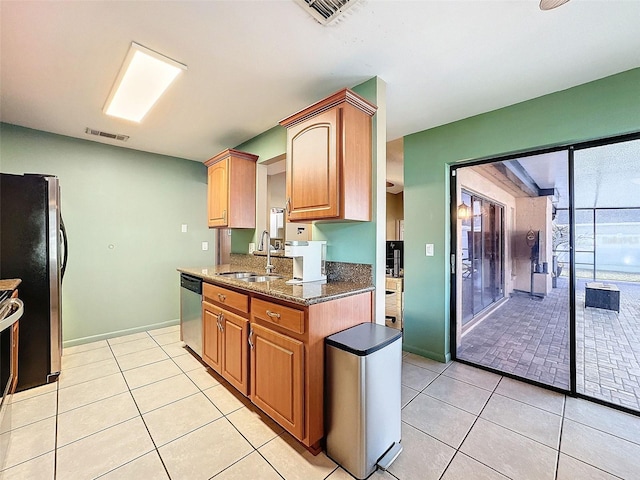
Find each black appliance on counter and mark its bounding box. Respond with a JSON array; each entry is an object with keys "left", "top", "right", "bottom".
[
  {"left": 386, "top": 240, "right": 403, "bottom": 277},
  {"left": 0, "top": 173, "right": 68, "bottom": 391}
]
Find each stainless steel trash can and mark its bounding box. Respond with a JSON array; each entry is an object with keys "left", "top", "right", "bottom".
[{"left": 325, "top": 323, "right": 403, "bottom": 479}]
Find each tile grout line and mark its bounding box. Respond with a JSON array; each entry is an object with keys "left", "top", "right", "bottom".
[
  {"left": 180, "top": 353, "right": 273, "bottom": 479},
  {"left": 144, "top": 330, "right": 264, "bottom": 479},
  {"left": 99, "top": 333, "right": 174, "bottom": 479},
  {"left": 54, "top": 380, "right": 59, "bottom": 480},
  {"left": 554, "top": 395, "right": 567, "bottom": 480},
  {"left": 435, "top": 372, "right": 508, "bottom": 480},
  {"left": 406, "top": 359, "right": 638, "bottom": 479},
  {"left": 56, "top": 328, "right": 308, "bottom": 479},
  {"left": 54, "top": 337, "right": 639, "bottom": 479}
]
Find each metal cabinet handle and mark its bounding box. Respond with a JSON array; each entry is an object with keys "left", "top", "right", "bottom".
[
  {"left": 266, "top": 310, "right": 281, "bottom": 320},
  {"left": 215, "top": 312, "right": 224, "bottom": 331},
  {"left": 248, "top": 327, "right": 254, "bottom": 350},
  {"left": 218, "top": 293, "right": 226, "bottom": 302},
  {"left": 285, "top": 197, "right": 291, "bottom": 215},
  {"left": 222, "top": 209, "right": 227, "bottom": 222}
]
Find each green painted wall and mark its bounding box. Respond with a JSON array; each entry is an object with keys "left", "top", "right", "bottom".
[
  {"left": 233, "top": 78, "right": 380, "bottom": 265},
  {"left": 403, "top": 67, "right": 640, "bottom": 362},
  {"left": 1, "top": 123, "right": 215, "bottom": 346},
  {"left": 232, "top": 125, "right": 287, "bottom": 254},
  {"left": 236, "top": 125, "right": 287, "bottom": 163}
]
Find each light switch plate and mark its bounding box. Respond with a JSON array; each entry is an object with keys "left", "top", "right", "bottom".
[
  {"left": 181, "top": 224, "right": 188, "bottom": 233},
  {"left": 201, "top": 241, "right": 208, "bottom": 251},
  {"left": 426, "top": 244, "right": 434, "bottom": 256}
]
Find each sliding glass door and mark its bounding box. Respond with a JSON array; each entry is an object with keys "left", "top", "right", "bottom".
[
  {"left": 460, "top": 190, "right": 504, "bottom": 326},
  {"left": 573, "top": 138, "right": 640, "bottom": 412},
  {"left": 453, "top": 134, "right": 640, "bottom": 413},
  {"left": 454, "top": 151, "right": 571, "bottom": 390}
]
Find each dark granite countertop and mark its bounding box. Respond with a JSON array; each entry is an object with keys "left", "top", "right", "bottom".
[
  {"left": 0, "top": 279, "right": 22, "bottom": 304},
  {"left": 177, "top": 265, "right": 374, "bottom": 307}
]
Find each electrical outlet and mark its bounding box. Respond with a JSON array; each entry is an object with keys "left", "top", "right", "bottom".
[
  {"left": 181, "top": 224, "right": 188, "bottom": 233},
  {"left": 201, "top": 241, "right": 208, "bottom": 251},
  {"left": 426, "top": 244, "right": 434, "bottom": 256}
]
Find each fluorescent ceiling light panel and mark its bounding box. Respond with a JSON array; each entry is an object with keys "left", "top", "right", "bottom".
[{"left": 104, "top": 42, "right": 186, "bottom": 122}]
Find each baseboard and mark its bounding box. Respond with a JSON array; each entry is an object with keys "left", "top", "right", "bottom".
[
  {"left": 63, "top": 319, "right": 180, "bottom": 348},
  {"left": 402, "top": 344, "right": 450, "bottom": 363}
]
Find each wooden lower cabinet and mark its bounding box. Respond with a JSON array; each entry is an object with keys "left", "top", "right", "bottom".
[
  {"left": 202, "top": 300, "right": 249, "bottom": 396},
  {"left": 201, "top": 279, "right": 373, "bottom": 452},
  {"left": 202, "top": 301, "right": 222, "bottom": 372},
  {"left": 250, "top": 323, "right": 304, "bottom": 439},
  {"left": 250, "top": 291, "right": 372, "bottom": 451},
  {"left": 221, "top": 311, "right": 249, "bottom": 395}
]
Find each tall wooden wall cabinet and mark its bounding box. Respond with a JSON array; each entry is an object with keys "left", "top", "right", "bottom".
[
  {"left": 205, "top": 149, "right": 258, "bottom": 228},
  {"left": 280, "top": 88, "right": 377, "bottom": 223}
]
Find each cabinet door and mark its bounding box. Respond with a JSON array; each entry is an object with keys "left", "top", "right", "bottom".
[
  {"left": 250, "top": 323, "right": 304, "bottom": 439},
  {"left": 208, "top": 158, "right": 229, "bottom": 227},
  {"left": 221, "top": 311, "right": 249, "bottom": 396},
  {"left": 286, "top": 107, "right": 339, "bottom": 221},
  {"left": 202, "top": 302, "right": 222, "bottom": 373}
]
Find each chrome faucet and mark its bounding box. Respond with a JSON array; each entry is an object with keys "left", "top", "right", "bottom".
[{"left": 258, "top": 230, "right": 275, "bottom": 274}]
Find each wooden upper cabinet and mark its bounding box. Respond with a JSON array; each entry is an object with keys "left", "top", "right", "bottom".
[
  {"left": 205, "top": 149, "right": 258, "bottom": 228},
  {"left": 207, "top": 158, "right": 228, "bottom": 227},
  {"left": 280, "top": 88, "right": 377, "bottom": 223}
]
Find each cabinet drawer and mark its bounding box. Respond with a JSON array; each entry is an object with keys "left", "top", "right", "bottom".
[
  {"left": 251, "top": 298, "right": 305, "bottom": 334},
  {"left": 203, "top": 283, "right": 249, "bottom": 314}
]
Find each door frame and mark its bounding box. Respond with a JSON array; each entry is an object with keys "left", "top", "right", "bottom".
[{"left": 449, "top": 131, "right": 640, "bottom": 416}]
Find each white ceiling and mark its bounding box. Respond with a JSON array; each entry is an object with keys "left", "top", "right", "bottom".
[{"left": 1, "top": 1, "right": 639, "bottom": 186}]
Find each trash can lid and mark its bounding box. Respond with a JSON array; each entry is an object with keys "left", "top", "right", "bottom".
[{"left": 326, "top": 323, "right": 402, "bottom": 356}]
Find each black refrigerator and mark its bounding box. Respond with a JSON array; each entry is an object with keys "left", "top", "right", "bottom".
[{"left": 0, "top": 173, "right": 67, "bottom": 391}]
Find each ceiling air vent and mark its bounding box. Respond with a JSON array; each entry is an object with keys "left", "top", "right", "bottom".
[
  {"left": 85, "top": 128, "right": 129, "bottom": 142},
  {"left": 293, "top": 0, "right": 363, "bottom": 25}
]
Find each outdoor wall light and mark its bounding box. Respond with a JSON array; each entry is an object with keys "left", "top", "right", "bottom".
[{"left": 458, "top": 203, "right": 472, "bottom": 220}]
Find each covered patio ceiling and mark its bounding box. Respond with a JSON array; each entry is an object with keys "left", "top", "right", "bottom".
[{"left": 473, "top": 138, "right": 640, "bottom": 210}]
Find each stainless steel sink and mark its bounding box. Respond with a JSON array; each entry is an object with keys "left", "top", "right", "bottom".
[
  {"left": 215, "top": 271, "right": 255, "bottom": 278},
  {"left": 239, "top": 275, "right": 282, "bottom": 282},
  {"left": 216, "top": 271, "right": 282, "bottom": 282}
]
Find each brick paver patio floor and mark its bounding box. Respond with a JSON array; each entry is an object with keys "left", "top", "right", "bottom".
[{"left": 457, "top": 276, "right": 640, "bottom": 412}]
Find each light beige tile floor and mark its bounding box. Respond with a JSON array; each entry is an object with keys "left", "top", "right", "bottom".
[{"left": 2, "top": 325, "right": 640, "bottom": 479}]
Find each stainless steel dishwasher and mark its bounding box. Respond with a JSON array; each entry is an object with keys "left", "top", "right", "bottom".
[{"left": 180, "top": 274, "right": 202, "bottom": 357}]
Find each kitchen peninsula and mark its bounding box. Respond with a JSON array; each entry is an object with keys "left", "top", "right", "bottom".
[{"left": 178, "top": 255, "right": 374, "bottom": 453}]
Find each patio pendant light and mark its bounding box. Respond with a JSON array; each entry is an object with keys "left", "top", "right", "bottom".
[
  {"left": 457, "top": 203, "right": 472, "bottom": 220},
  {"left": 540, "top": 0, "right": 570, "bottom": 10}
]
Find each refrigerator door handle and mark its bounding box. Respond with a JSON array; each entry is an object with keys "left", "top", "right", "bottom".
[{"left": 60, "top": 215, "right": 68, "bottom": 282}]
